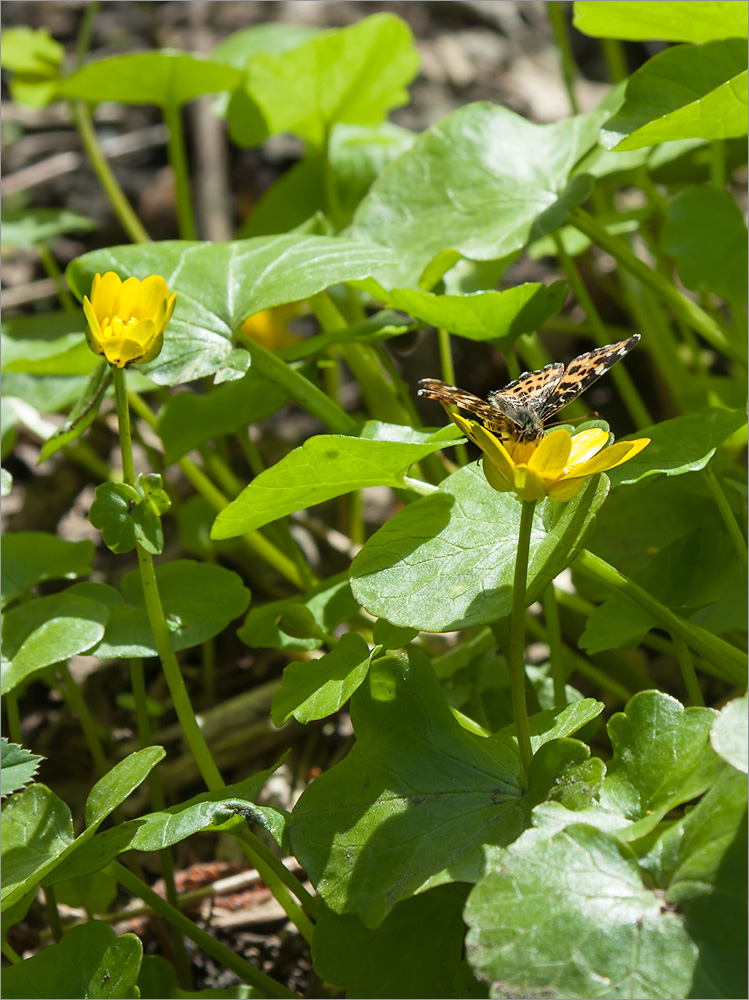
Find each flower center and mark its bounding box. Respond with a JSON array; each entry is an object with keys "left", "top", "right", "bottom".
[{"left": 100, "top": 315, "right": 139, "bottom": 340}]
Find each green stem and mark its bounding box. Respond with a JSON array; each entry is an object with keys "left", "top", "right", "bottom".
[
  {"left": 575, "top": 549, "right": 747, "bottom": 684},
  {"left": 710, "top": 139, "right": 726, "bottom": 190},
  {"left": 69, "top": 100, "right": 150, "bottom": 244},
  {"left": 2, "top": 942, "right": 22, "bottom": 964},
  {"left": 44, "top": 885, "right": 63, "bottom": 943},
  {"left": 5, "top": 692, "right": 22, "bottom": 745},
  {"left": 672, "top": 637, "right": 704, "bottom": 707},
  {"left": 509, "top": 500, "right": 536, "bottom": 779},
  {"left": 570, "top": 208, "right": 745, "bottom": 364},
  {"left": 163, "top": 102, "right": 197, "bottom": 241},
  {"left": 600, "top": 37, "right": 628, "bottom": 83},
  {"left": 542, "top": 585, "right": 566, "bottom": 706},
  {"left": 130, "top": 657, "right": 193, "bottom": 988},
  {"left": 114, "top": 369, "right": 314, "bottom": 938},
  {"left": 553, "top": 231, "right": 653, "bottom": 428},
  {"left": 58, "top": 665, "right": 109, "bottom": 776},
  {"left": 74, "top": 0, "right": 99, "bottom": 68},
  {"left": 37, "top": 244, "right": 75, "bottom": 312},
  {"left": 107, "top": 862, "right": 298, "bottom": 999},
  {"left": 321, "top": 127, "right": 343, "bottom": 231},
  {"left": 546, "top": 0, "right": 580, "bottom": 113},
  {"left": 703, "top": 466, "right": 748, "bottom": 570}
]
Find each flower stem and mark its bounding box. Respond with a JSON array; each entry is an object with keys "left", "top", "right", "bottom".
[
  {"left": 703, "top": 466, "right": 748, "bottom": 570},
  {"left": 37, "top": 243, "right": 75, "bottom": 312},
  {"left": 546, "top": 0, "right": 580, "bottom": 113},
  {"left": 553, "top": 231, "right": 653, "bottom": 429},
  {"left": 570, "top": 208, "right": 745, "bottom": 364},
  {"left": 69, "top": 100, "right": 150, "bottom": 244},
  {"left": 541, "top": 584, "right": 566, "bottom": 706},
  {"left": 672, "top": 637, "right": 704, "bottom": 707},
  {"left": 57, "top": 665, "right": 109, "bottom": 776},
  {"left": 509, "top": 500, "right": 536, "bottom": 779},
  {"left": 163, "top": 102, "right": 198, "bottom": 240},
  {"left": 106, "top": 862, "right": 298, "bottom": 999},
  {"left": 575, "top": 549, "right": 747, "bottom": 684},
  {"left": 112, "top": 369, "right": 314, "bottom": 937}
]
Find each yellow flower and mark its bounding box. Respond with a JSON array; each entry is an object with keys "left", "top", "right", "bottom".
[
  {"left": 83, "top": 271, "right": 176, "bottom": 368},
  {"left": 448, "top": 410, "right": 650, "bottom": 502},
  {"left": 241, "top": 303, "right": 304, "bottom": 352}
]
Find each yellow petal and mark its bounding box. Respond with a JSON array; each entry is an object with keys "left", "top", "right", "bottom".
[
  {"left": 117, "top": 275, "right": 143, "bottom": 319},
  {"left": 101, "top": 336, "right": 147, "bottom": 367},
  {"left": 129, "top": 318, "right": 157, "bottom": 350},
  {"left": 528, "top": 430, "right": 572, "bottom": 478},
  {"left": 565, "top": 428, "right": 609, "bottom": 472},
  {"left": 471, "top": 423, "right": 517, "bottom": 480},
  {"left": 482, "top": 456, "right": 514, "bottom": 493},
  {"left": 135, "top": 275, "right": 169, "bottom": 321},
  {"left": 508, "top": 439, "right": 538, "bottom": 465},
  {"left": 446, "top": 409, "right": 481, "bottom": 446},
  {"left": 572, "top": 437, "right": 651, "bottom": 478},
  {"left": 93, "top": 271, "right": 123, "bottom": 322},
  {"left": 548, "top": 476, "right": 589, "bottom": 501},
  {"left": 511, "top": 465, "right": 549, "bottom": 501}
]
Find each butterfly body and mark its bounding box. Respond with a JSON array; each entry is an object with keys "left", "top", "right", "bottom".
[{"left": 418, "top": 335, "right": 640, "bottom": 443}]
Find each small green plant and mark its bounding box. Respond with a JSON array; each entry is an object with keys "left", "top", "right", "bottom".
[{"left": 1, "top": 3, "right": 746, "bottom": 998}]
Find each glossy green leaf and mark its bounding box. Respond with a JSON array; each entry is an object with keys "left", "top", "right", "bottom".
[
  {"left": 607, "top": 408, "right": 746, "bottom": 487},
  {"left": 66, "top": 235, "right": 396, "bottom": 385},
  {"left": 59, "top": 51, "right": 242, "bottom": 107},
  {"left": 242, "top": 122, "right": 416, "bottom": 236},
  {"left": 312, "top": 884, "right": 470, "bottom": 998},
  {"left": 89, "top": 482, "right": 160, "bottom": 555},
  {"left": 211, "top": 22, "right": 319, "bottom": 70},
  {"left": 277, "top": 310, "right": 416, "bottom": 363},
  {"left": 650, "top": 767, "right": 748, "bottom": 999},
  {"left": 272, "top": 632, "right": 372, "bottom": 726},
  {"left": 599, "top": 691, "right": 722, "bottom": 839},
  {"left": 601, "top": 40, "right": 749, "bottom": 150},
  {"left": 573, "top": 0, "right": 748, "bottom": 42},
  {"left": 289, "top": 648, "right": 526, "bottom": 927},
  {"left": 54, "top": 870, "right": 117, "bottom": 916},
  {"left": 0, "top": 739, "right": 44, "bottom": 798},
  {"left": 662, "top": 187, "right": 748, "bottom": 302},
  {"left": 157, "top": 367, "right": 287, "bottom": 465},
  {"left": 372, "top": 619, "right": 419, "bottom": 650},
  {"left": 711, "top": 696, "right": 748, "bottom": 773},
  {"left": 85, "top": 747, "right": 165, "bottom": 828},
  {"left": 212, "top": 425, "right": 462, "bottom": 538},
  {"left": 1, "top": 591, "right": 109, "bottom": 695},
  {"left": 0, "top": 26, "right": 64, "bottom": 107},
  {"left": 1, "top": 208, "right": 96, "bottom": 249},
  {"left": 465, "top": 824, "right": 698, "bottom": 1000},
  {"left": 349, "top": 101, "right": 608, "bottom": 287},
  {"left": 1, "top": 532, "right": 94, "bottom": 606},
  {"left": 387, "top": 281, "right": 568, "bottom": 347},
  {"left": 228, "top": 14, "right": 419, "bottom": 148},
  {"left": 350, "top": 464, "right": 608, "bottom": 632},
  {"left": 89, "top": 561, "right": 250, "bottom": 659},
  {"left": 2, "top": 919, "right": 142, "bottom": 999},
  {"left": 238, "top": 573, "right": 358, "bottom": 653},
  {"left": 1, "top": 784, "right": 73, "bottom": 905}
]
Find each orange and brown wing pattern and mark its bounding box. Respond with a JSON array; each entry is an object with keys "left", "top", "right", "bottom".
[
  {"left": 417, "top": 378, "right": 514, "bottom": 435},
  {"left": 537, "top": 335, "right": 640, "bottom": 422}
]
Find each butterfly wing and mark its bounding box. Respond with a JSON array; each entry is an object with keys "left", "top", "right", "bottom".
[
  {"left": 538, "top": 335, "right": 640, "bottom": 421},
  {"left": 418, "top": 378, "right": 514, "bottom": 434}
]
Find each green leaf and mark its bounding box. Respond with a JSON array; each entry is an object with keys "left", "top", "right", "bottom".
[
  {"left": 271, "top": 632, "right": 372, "bottom": 726},
  {"left": 312, "top": 884, "right": 470, "bottom": 998},
  {"left": 38, "top": 358, "right": 112, "bottom": 463},
  {"left": 0, "top": 26, "right": 64, "bottom": 107},
  {"left": 599, "top": 691, "right": 722, "bottom": 839},
  {"left": 372, "top": 619, "right": 419, "bottom": 650},
  {"left": 157, "top": 367, "right": 287, "bottom": 465},
  {"left": 54, "top": 870, "right": 117, "bottom": 916},
  {"left": 1, "top": 532, "right": 94, "bottom": 606},
  {"left": 573, "top": 0, "right": 749, "bottom": 43},
  {"left": 387, "top": 281, "right": 568, "bottom": 348},
  {"left": 710, "top": 696, "right": 749, "bottom": 773},
  {"left": 1, "top": 784, "right": 73, "bottom": 905},
  {"left": 89, "top": 482, "right": 146, "bottom": 555},
  {"left": 350, "top": 464, "right": 608, "bottom": 632},
  {"left": 85, "top": 747, "right": 165, "bottom": 828},
  {"left": 662, "top": 187, "right": 748, "bottom": 303},
  {"left": 211, "top": 427, "right": 461, "bottom": 538},
  {"left": 59, "top": 51, "right": 243, "bottom": 107},
  {"left": 66, "top": 235, "right": 396, "bottom": 385},
  {"left": 1, "top": 739, "right": 44, "bottom": 798},
  {"left": 607, "top": 407, "right": 747, "bottom": 487},
  {"left": 289, "top": 648, "right": 525, "bottom": 927},
  {"left": 601, "top": 40, "right": 749, "bottom": 150},
  {"left": 349, "top": 101, "right": 608, "bottom": 287},
  {"left": 211, "top": 22, "right": 319, "bottom": 70},
  {"left": 464, "top": 824, "right": 698, "bottom": 1000},
  {"left": 238, "top": 573, "right": 357, "bottom": 653},
  {"left": 228, "top": 14, "right": 419, "bottom": 148},
  {"left": 1, "top": 591, "right": 109, "bottom": 695},
  {"left": 648, "top": 767, "right": 748, "bottom": 999},
  {"left": 91, "top": 561, "right": 250, "bottom": 659},
  {"left": 0, "top": 208, "right": 96, "bottom": 248},
  {"left": 2, "top": 919, "right": 142, "bottom": 999}
]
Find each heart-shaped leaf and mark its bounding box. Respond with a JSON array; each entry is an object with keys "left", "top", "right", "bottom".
[
  {"left": 573, "top": 1, "right": 749, "bottom": 43},
  {"left": 1, "top": 532, "right": 94, "bottom": 607}
]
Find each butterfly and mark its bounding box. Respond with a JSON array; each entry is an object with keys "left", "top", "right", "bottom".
[{"left": 418, "top": 335, "right": 640, "bottom": 443}]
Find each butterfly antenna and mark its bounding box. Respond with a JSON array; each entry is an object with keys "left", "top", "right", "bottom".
[{"left": 544, "top": 411, "right": 600, "bottom": 430}]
